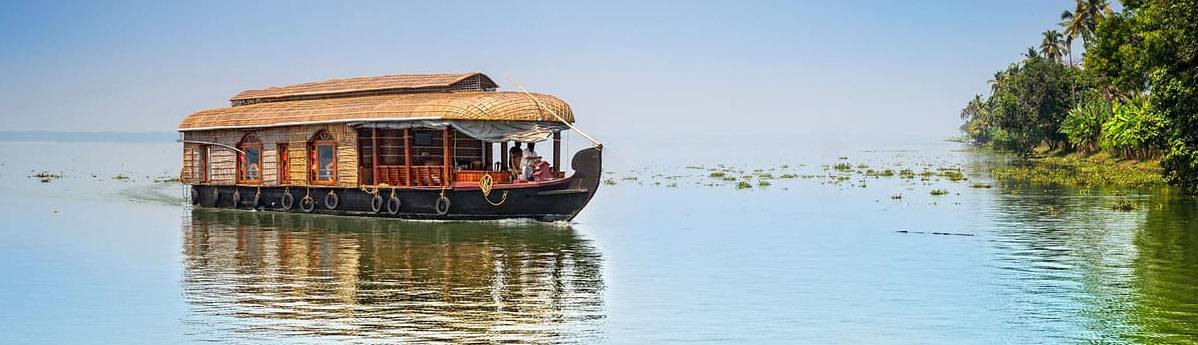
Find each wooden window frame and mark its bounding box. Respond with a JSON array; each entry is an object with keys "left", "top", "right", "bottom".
[
  {"left": 237, "top": 134, "right": 263, "bottom": 185},
  {"left": 308, "top": 131, "right": 338, "bottom": 185},
  {"left": 185, "top": 144, "right": 209, "bottom": 183},
  {"left": 277, "top": 143, "right": 290, "bottom": 185}
]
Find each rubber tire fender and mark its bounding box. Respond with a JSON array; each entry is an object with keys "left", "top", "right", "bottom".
[
  {"left": 435, "top": 196, "right": 451, "bottom": 216},
  {"left": 281, "top": 193, "right": 295, "bottom": 210},
  {"left": 232, "top": 190, "right": 241, "bottom": 208},
  {"left": 369, "top": 195, "right": 384, "bottom": 213},
  {"left": 190, "top": 187, "right": 200, "bottom": 205},
  {"left": 300, "top": 196, "right": 315, "bottom": 213},
  {"left": 387, "top": 196, "right": 402, "bottom": 215},
  {"left": 325, "top": 191, "right": 339, "bottom": 210},
  {"left": 211, "top": 189, "right": 220, "bottom": 207}
]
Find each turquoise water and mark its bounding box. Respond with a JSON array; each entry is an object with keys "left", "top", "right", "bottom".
[{"left": 1, "top": 140, "right": 1196, "bottom": 344}]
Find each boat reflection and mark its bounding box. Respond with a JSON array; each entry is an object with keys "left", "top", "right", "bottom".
[{"left": 181, "top": 208, "right": 605, "bottom": 343}]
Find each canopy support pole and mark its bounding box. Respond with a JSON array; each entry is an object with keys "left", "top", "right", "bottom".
[
  {"left": 403, "top": 128, "right": 412, "bottom": 186},
  {"left": 501, "top": 142, "right": 509, "bottom": 171},
  {"left": 443, "top": 128, "right": 453, "bottom": 185},
  {"left": 371, "top": 127, "right": 379, "bottom": 185},
  {"left": 553, "top": 131, "right": 561, "bottom": 172},
  {"left": 484, "top": 142, "right": 492, "bottom": 171}
]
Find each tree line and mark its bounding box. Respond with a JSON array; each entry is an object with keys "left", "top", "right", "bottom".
[{"left": 959, "top": 0, "right": 1198, "bottom": 193}]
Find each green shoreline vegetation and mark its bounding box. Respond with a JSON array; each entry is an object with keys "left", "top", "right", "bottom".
[
  {"left": 958, "top": 0, "right": 1198, "bottom": 193},
  {"left": 992, "top": 151, "right": 1166, "bottom": 187}
]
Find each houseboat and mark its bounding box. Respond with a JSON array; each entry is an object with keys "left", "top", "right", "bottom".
[{"left": 178, "top": 73, "right": 602, "bottom": 221}]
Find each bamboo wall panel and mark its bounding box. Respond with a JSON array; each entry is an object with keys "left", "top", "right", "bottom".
[
  {"left": 181, "top": 145, "right": 198, "bottom": 184},
  {"left": 209, "top": 148, "right": 236, "bottom": 185},
  {"left": 330, "top": 125, "right": 359, "bottom": 188},
  {"left": 288, "top": 127, "right": 310, "bottom": 186},
  {"left": 185, "top": 127, "right": 304, "bottom": 186}
]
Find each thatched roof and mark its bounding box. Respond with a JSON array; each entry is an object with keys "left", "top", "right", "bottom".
[
  {"left": 179, "top": 91, "right": 574, "bottom": 131},
  {"left": 230, "top": 73, "right": 498, "bottom": 105}
]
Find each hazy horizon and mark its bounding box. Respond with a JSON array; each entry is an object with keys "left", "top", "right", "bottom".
[{"left": 1, "top": 1, "right": 1085, "bottom": 143}]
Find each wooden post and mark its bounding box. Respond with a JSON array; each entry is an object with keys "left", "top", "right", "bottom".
[
  {"left": 371, "top": 127, "right": 379, "bottom": 185},
  {"left": 443, "top": 128, "right": 453, "bottom": 184},
  {"left": 483, "top": 142, "right": 492, "bottom": 171},
  {"left": 553, "top": 131, "right": 562, "bottom": 172},
  {"left": 501, "top": 142, "right": 509, "bottom": 171},
  {"left": 403, "top": 128, "right": 412, "bottom": 186}
]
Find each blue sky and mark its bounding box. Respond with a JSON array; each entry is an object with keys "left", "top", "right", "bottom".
[{"left": 0, "top": 1, "right": 1086, "bottom": 142}]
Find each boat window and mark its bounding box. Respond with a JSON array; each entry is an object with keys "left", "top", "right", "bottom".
[
  {"left": 316, "top": 145, "right": 335, "bottom": 181},
  {"left": 184, "top": 144, "right": 208, "bottom": 183},
  {"left": 410, "top": 129, "right": 444, "bottom": 165},
  {"left": 414, "top": 131, "right": 433, "bottom": 146},
  {"left": 277, "top": 143, "right": 290, "bottom": 184},
  {"left": 452, "top": 131, "right": 485, "bottom": 170},
  {"left": 238, "top": 134, "right": 263, "bottom": 184},
  {"left": 309, "top": 130, "right": 337, "bottom": 184}
]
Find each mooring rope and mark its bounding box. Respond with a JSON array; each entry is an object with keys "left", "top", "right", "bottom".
[
  {"left": 479, "top": 173, "right": 508, "bottom": 206},
  {"left": 360, "top": 183, "right": 390, "bottom": 196}
]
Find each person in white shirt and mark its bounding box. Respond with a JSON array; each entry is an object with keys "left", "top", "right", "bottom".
[{"left": 521, "top": 142, "right": 539, "bottom": 181}]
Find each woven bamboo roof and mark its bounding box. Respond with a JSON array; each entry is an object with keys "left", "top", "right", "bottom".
[
  {"left": 230, "top": 73, "right": 498, "bottom": 105},
  {"left": 179, "top": 91, "right": 574, "bottom": 131}
]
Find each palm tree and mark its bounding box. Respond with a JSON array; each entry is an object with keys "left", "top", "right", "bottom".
[
  {"left": 988, "top": 71, "right": 1004, "bottom": 95},
  {"left": 1059, "top": 11, "right": 1077, "bottom": 65},
  {"left": 1024, "top": 47, "right": 1039, "bottom": 59},
  {"left": 1060, "top": 0, "right": 1113, "bottom": 60},
  {"left": 1040, "top": 30, "right": 1065, "bottom": 63},
  {"left": 960, "top": 95, "right": 993, "bottom": 142}
]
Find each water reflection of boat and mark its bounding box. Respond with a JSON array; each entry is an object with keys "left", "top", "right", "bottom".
[
  {"left": 181, "top": 208, "right": 605, "bottom": 343},
  {"left": 177, "top": 73, "right": 602, "bottom": 221}
]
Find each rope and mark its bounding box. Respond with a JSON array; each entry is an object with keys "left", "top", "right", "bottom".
[
  {"left": 180, "top": 139, "right": 246, "bottom": 154},
  {"left": 359, "top": 183, "right": 390, "bottom": 196},
  {"left": 479, "top": 173, "right": 508, "bottom": 206},
  {"left": 506, "top": 76, "right": 602, "bottom": 149}
]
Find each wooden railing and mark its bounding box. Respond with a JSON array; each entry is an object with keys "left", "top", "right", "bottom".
[
  {"left": 375, "top": 165, "right": 449, "bottom": 186},
  {"left": 456, "top": 170, "right": 512, "bottom": 183},
  {"left": 374, "top": 166, "right": 561, "bottom": 186}
]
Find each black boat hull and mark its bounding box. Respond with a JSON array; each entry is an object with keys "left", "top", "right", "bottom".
[{"left": 188, "top": 147, "right": 601, "bottom": 222}]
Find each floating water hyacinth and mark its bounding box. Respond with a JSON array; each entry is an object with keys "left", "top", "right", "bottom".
[{"left": 1112, "top": 199, "right": 1137, "bottom": 211}]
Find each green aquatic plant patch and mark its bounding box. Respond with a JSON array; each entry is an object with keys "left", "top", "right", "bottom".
[
  {"left": 1112, "top": 199, "right": 1138, "bottom": 211},
  {"left": 992, "top": 156, "right": 1165, "bottom": 187}
]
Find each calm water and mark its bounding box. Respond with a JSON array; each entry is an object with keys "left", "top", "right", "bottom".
[{"left": 1, "top": 139, "right": 1196, "bottom": 344}]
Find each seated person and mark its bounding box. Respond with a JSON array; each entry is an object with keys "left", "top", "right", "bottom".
[
  {"left": 530, "top": 156, "right": 554, "bottom": 181},
  {"left": 508, "top": 143, "right": 524, "bottom": 176},
  {"left": 521, "top": 142, "right": 539, "bottom": 178}
]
